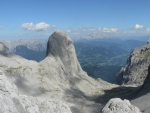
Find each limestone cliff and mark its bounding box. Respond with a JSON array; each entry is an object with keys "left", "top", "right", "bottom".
[{"left": 117, "top": 39, "right": 150, "bottom": 85}]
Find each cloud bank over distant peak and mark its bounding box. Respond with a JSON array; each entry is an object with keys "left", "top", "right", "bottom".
[
  {"left": 21, "top": 22, "right": 56, "bottom": 31},
  {"left": 102, "top": 28, "right": 117, "bottom": 33},
  {"left": 135, "top": 24, "right": 143, "bottom": 29},
  {"left": 67, "top": 27, "right": 118, "bottom": 34},
  {"left": 146, "top": 28, "right": 150, "bottom": 33}
]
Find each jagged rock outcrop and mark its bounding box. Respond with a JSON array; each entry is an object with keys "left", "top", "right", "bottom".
[
  {"left": 117, "top": 39, "right": 150, "bottom": 85},
  {"left": 0, "top": 72, "right": 72, "bottom": 113},
  {"left": 102, "top": 98, "right": 141, "bottom": 113},
  {"left": 0, "top": 42, "right": 9, "bottom": 56}
]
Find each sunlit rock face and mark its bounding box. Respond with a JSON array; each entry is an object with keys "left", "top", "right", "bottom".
[
  {"left": 117, "top": 39, "right": 150, "bottom": 85},
  {"left": 46, "top": 30, "right": 83, "bottom": 75}
]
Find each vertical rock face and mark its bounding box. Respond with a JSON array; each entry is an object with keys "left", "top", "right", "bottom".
[
  {"left": 131, "top": 65, "right": 150, "bottom": 113},
  {"left": 46, "top": 30, "right": 83, "bottom": 75},
  {"left": 117, "top": 40, "right": 150, "bottom": 85},
  {"left": 0, "top": 42, "right": 9, "bottom": 56},
  {"left": 102, "top": 98, "right": 141, "bottom": 113}
]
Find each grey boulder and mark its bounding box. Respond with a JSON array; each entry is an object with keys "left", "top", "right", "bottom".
[{"left": 102, "top": 98, "right": 141, "bottom": 113}]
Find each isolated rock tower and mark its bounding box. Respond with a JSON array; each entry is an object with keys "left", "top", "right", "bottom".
[{"left": 46, "top": 30, "right": 83, "bottom": 75}]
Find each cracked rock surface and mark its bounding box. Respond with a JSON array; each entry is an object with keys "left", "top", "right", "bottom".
[
  {"left": 0, "top": 74, "right": 72, "bottom": 113},
  {"left": 102, "top": 98, "right": 141, "bottom": 113}
]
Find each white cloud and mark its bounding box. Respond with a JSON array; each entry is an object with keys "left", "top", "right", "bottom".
[
  {"left": 135, "top": 24, "right": 143, "bottom": 29},
  {"left": 78, "top": 26, "right": 117, "bottom": 33},
  {"left": 146, "top": 28, "right": 150, "bottom": 33},
  {"left": 79, "top": 26, "right": 87, "bottom": 31},
  {"left": 21, "top": 22, "right": 55, "bottom": 31},
  {"left": 102, "top": 28, "right": 117, "bottom": 33},
  {"left": 66, "top": 29, "right": 71, "bottom": 32}
]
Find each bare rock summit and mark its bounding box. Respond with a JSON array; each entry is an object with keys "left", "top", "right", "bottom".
[{"left": 46, "top": 30, "right": 83, "bottom": 76}]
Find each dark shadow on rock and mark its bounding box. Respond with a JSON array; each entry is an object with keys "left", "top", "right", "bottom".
[
  {"left": 129, "top": 65, "right": 150, "bottom": 100},
  {"left": 96, "top": 86, "right": 140, "bottom": 104},
  {"left": 64, "top": 76, "right": 143, "bottom": 106},
  {"left": 63, "top": 76, "right": 141, "bottom": 113},
  {"left": 96, "top": 65, "right": 150, "bottom": 104},
  {"left": 14, "top": 75, "right": 44, "bottom": 96}
]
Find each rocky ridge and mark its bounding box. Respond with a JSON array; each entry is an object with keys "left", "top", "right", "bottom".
[{"left": 117, "top": 39, "right": 150, "bottom": 85}]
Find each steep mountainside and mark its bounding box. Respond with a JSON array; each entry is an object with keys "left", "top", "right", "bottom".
[
  {"left": 131, "top": 65, "right": 150, "bottom": 113},
  {"left": 117, "top": 39, "right": 150, "bottom": 85}
]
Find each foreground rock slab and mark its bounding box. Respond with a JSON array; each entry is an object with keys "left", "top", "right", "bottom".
[
  {"left": 0, "top": 74, "right": 72, "bottom": 113},
  {"left": 102, "top": 98, "right": 141, "bottom": 113}
]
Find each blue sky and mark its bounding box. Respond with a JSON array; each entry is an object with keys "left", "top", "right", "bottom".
[{"left": 0, "top": 0, "right": 150, "bottom": 40}]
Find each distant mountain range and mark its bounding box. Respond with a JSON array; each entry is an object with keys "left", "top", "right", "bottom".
[
  {"left": 2, "top": 38, "right": 146, "bottom": 83},
  {"left": 2, "top": 39, "right": 47, "bottom": 62}
]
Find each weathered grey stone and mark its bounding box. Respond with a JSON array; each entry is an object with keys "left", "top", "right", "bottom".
[
  {"left": 131, "top": 65, "right": 150, "bottom": 113},
  {"left": 0, "top": 42, "right": 9, "bottom": 56},
  {"left": 0, "top": 73, "right": 72, "bottom": 113},
  {"left": 102, "top": 98, "right": 141, "bottom": 113},
  {"left": 117, "top": 39, "right": 150, "bottom": 85},
  {"left": 46, "top": 30, "right": 83, "bottom": 75}
]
